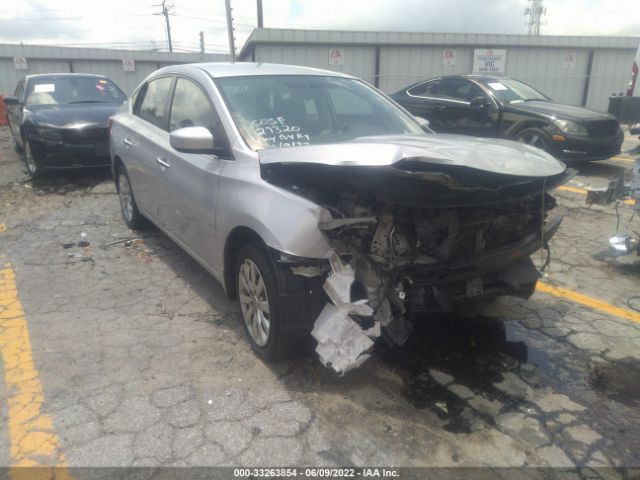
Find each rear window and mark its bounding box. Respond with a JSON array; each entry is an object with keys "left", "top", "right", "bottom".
[{"left": 25, "top": 76, "right": 126, "bottom": 106}]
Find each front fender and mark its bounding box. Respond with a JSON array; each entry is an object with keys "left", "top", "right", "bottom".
[{"left": 215, "top": 162, "right": 334, "bottom": 267}]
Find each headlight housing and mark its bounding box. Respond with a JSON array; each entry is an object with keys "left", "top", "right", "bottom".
[{"left": 552, "top": 118, "right": 588, "bottom": 136}]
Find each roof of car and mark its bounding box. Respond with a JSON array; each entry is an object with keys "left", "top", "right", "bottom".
[
  {"left": 26, "top": 73, "right": 108, "bottom": 80},
  {"left": 163, "top": 62, "right": 354, "bottom": 79}
]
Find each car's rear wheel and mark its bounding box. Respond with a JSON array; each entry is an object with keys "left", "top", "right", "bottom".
[
  {"left": 23, "top": 139, "right": 41, "bottom": 178},
  {"left": 116, "top": 166, "right": 148, "bottom": 230},
  {"left": 515, "top": 127, "right": 551, "bottom": 153},
  {"left": 235, "top": 243, "right": 287, "bottom": 362}
]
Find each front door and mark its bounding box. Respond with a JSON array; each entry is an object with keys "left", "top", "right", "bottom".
[
  {"left": 437, "top": 78, "right": 498, "bottom": 137},
  {"left": 156, "top": 76, "right": 232, "bottom": 267}
]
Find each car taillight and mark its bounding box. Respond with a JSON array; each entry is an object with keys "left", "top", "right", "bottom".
[
  {"left": 627, "top": 61, "right": 638, "bottom": 96},
  {"left": 107, "top": 117, "right": 113, "bottom": 133}
]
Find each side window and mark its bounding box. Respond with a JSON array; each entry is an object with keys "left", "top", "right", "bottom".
[
  {"left": 408, "top": 80, "right": 439, "bottom": 97},
  {"left": 135, "top": 77, "right": 173, "bottom": 130},
  {"left": 439, "top": 78, "right": 486, "bottom": 102},
  {"left": 169, "top": 78, "right": 230, "bottom": 154}
]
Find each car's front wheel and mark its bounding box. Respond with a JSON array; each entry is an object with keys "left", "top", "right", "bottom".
[
  {"left": 23, "top": 139, "right": 41, "bottom": 178},
  {"left": 236, "top": 243, "right": 286, "bottom": 362},
  {"left": 515, "top": 127, "right": 552, "bottom": 153},
  {"left": 116, "top": 166, "right": 148, "bottom": 230}
]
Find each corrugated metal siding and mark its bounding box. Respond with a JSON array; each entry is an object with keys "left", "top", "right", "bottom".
[
  {"left": 587, "top": 49, "right": 636, "bottom": 112},
  {"left": 379, "top": 46, "right": 474, "bottom": 92},
  {"left": 248, "top": 30, "right": 639, "bottom": 114},
  {"left": 505, "top": 47, "right": 590, "bottom": 107},
  {"left": 0, "top": 43, "right": 228, "bottom": 96},
  {"left": 70, "top": 60, "right": 159, "bottom": 94},
  {"left": 254, "top": 45, "right": 376, "bottom": 82}
]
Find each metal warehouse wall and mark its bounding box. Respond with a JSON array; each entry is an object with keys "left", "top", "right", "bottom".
[
  {"left": 241, "top": 29, "right": 640, "bottom": 113},
  {"left": 0, "top": 44, "right": 229, "bottom": 96}
]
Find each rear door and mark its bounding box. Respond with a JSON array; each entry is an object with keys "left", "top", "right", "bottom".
[
  {"left": 155, "top": 76, "right": 232, "bottom": 266},
  {"left": 121, "top": 76, "right": 175, "bottom": 221},
  {"left": 400, "top": 80, "right": 441, "bottom": 125}
]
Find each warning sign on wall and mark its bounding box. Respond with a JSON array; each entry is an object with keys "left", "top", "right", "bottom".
[
  {"left": 472, "top": 48, "right": 507, "bottom": 74},
  {"left": 442, "top": 48, "right": 456, "bottom": 66},
  {"left": 328, "top": 47, "right": 344, "bottom": 66},
  {"left": 562, "top": 52, "right": 576, "bottom": 69},
  {"left": 122, "top": 59, "right": 135, "bottom": 72},
  {"left": 13, "top": 57, "right": 28, "bottom": 70}
]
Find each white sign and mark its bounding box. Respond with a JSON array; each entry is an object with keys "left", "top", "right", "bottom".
[
  {"left": 13, "top": 56, "right": 28, "bottom": 70},
  {"left": 122, "top": 59, "right": 135, "bottom": 72},
  {"left": 34, "top": 84, "right": 55, "bottom": 93},
  {"left": 442, "top": 48, "right": 456, "bottom": 66},
  {"left": 473, "top": 48, "right": 507, "bottom": 74},
  {"left": 562, "top": 51, "right": 576, "bottom": 69},
  {"left": 328, "top": 47, "right": 344, "bottom": 66}
]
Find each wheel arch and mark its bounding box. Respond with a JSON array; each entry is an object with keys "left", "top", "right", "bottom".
[
  {"left": 223, "top": 226, "right": 268, "bottom": 299},
  {"left": 507, "top": 120, "right": 551, "bottom": 139}
]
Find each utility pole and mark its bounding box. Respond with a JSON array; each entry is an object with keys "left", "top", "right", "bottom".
[
  {"left": 257, "top": 0, "right": 264, "bottom": 28},
  {"left": 524, "top": 0, "right": 546, "bottom": 35},
  {"left": 153, "top": 0, "right": 174, "bottom": 52},
  {"left": 225, "top": 0, "right": 236, "bottom": 62},
  {"left": 199, "top": 31, "right": 205, "bottom": 54}
]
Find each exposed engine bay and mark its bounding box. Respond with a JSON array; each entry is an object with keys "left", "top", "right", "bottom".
[{"left": 263, "top": 159, "right": 572, "bottom": 374}]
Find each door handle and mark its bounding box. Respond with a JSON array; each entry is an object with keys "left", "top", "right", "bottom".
[
  {"left": 123, "top": 138, "right": 134, "bottom": 146},
  {"left": 156, "top": 157, "right": 171, "bottom": 168},
  {"left": 435, "top": 104, "right": 446, "bottom": 111}
]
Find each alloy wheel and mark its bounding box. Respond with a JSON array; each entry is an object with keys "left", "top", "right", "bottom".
[
  {"left": 238, "top": 259, "right": 271, "bottom": 347},
  {"left": 118, "top": 174, "right": 134, "bottom": 223},
  {"left": 517, "top": 132, "right": 547, "bottom": 151},
  {"left": 24, "top": 141, "right": 37, "bottom": 175}
]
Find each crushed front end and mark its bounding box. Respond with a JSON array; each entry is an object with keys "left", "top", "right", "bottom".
[{"left": 260, "top": 141, "right": 573, "bottom": 374}]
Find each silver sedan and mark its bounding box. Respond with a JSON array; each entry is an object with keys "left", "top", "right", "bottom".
[{"left": 110, "top": 63, "right": 570, "bottom": 373}]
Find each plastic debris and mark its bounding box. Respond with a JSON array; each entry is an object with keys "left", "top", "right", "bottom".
[
  {"left": 311, "top": 254, "right": 380, "bottom": 375},
  {"left": 311, "top": 304, "right": 377, "bottom": 375}
]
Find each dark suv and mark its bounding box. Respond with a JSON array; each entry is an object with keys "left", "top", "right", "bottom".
[{"left": 391, "top": 75, "right": 624, "bottom": 162}]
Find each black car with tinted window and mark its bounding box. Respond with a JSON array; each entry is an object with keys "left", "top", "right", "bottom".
[
  {"left": 390, "top": 75, "right": 624, "bottom": 162},
  {"left": 3, "top": 73, "right": 127, "bottom": 177}
]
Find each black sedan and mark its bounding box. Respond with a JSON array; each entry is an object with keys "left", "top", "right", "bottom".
[
  {"left": 3, "top": 73, "right": 126, "bottom": 177},
  {"left": 390, "top": 75, "right": 624, "bottom": 162}
]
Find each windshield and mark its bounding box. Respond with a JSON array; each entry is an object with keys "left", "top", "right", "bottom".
[
  {"left": 215, "top": 75, "right": 424, "bottom": 150},
  {"left": 483, "top": 79, "right": 549, "bottom": 104},
  {"left": 25, "top": 76, "right": 126, "bottom": 106}
]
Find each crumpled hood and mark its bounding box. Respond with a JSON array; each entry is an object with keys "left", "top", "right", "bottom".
[{"left": 258, "top": 134, "right": 566, "bottom": 177}]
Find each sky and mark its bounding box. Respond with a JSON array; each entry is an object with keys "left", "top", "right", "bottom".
[{"left": 0, "top": 0, "right": 638, "bottom": 54}]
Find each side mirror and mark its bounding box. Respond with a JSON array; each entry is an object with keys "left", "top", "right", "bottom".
[
  {"left": 470, "top": 96, "right": 488, "bottom": 108},
  {"left": 170, "top": 126, "right": 215, "bottom": 154},
  {"left": 414, "top": 115, "right": 430, "bottom": 130},
  {"left": 3, "top": 96, "right": 20, "bottom": 106}
]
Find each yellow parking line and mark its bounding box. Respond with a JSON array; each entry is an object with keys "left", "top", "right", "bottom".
[
  {"left": 537, "top": 281, "right": 640, "bottom": 324},
  {"left": 0, "top": 264, "right": 73, "bottom": 477},
  {"left": 557, "top": 185, "right": 635, "bottom": 206},
  {"left": 610, "top": 156, "right": 634, "bottom": 162}
]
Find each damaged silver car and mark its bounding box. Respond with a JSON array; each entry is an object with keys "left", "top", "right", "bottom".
[{"left": 110, "top": 63, "right": 572, "bottom": 374}]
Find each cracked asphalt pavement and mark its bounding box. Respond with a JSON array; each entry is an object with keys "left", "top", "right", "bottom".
[{"left": 1, "top": 126, "right": 640, "bottom": 471}]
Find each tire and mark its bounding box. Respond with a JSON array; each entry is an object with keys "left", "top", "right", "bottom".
[
  {"left": 514, "top": 127, "right": 552, "bottom": 153},
  {"left": 116, "top": 165, "right": 148, "bottom": 230},
  {"left": 235, "top": 242, "right": 291, "bottom": 362},
  {"left": 22, "top": 138, "right": 41, "bottom": 178}
]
